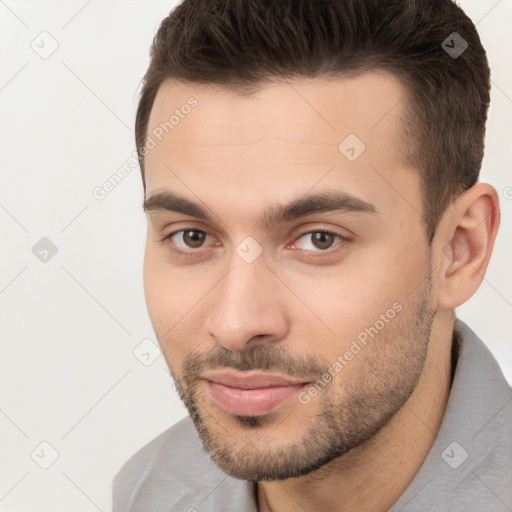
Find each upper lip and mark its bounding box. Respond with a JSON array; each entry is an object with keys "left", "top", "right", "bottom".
[{"left": 202, "top": 370, "right": 309, "bottom": 389}]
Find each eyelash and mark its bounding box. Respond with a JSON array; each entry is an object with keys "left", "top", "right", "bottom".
[{"left": 158, "top": 228, "right": 348, "bottom": 259}]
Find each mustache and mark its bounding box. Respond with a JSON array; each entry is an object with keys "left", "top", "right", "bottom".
[{"left": 181, "top": 344, "right": 328, "bottom": 384}]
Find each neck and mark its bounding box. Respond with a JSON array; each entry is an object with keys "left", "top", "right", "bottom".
[{"left": 257, "top": 310, "right": 455, "bottom": 512}]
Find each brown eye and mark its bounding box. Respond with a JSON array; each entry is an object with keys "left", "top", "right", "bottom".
[
  {"left": 310, "top": 231, "right": 336, "bottom": 250},
  {"left": 293, "top": 230, "right": 344, "bottom": 252},
  {"left": 182, "top": 230, "right": 207, "bottom": 248},
  {"left": 160, "top": 228, "right": 212, "bottom": 252}
]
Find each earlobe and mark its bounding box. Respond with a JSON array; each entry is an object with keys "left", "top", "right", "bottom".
[{"left": 436, "top": 183, "right": 500, "bottom": 309}]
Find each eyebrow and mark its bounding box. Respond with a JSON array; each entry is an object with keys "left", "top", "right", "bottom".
[{"left": 143, "top": 189, "right": 378, "bottom": 228}]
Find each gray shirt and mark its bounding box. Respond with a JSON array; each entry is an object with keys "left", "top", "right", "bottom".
[{"left": 112, "top": 319, "right": 512, "bottom": 511}]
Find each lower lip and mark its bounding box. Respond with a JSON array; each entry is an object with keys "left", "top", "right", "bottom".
[{"left": 205, "top": 380, "right": 308, "bottom": 417}]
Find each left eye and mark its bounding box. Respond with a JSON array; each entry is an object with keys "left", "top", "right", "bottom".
[{"left": 292, "top": 230, "right": 345, "bottom": 251}]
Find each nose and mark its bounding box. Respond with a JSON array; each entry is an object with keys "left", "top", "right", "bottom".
[{"left": 203, "top": 254, "right": 289, "bottom": 351}]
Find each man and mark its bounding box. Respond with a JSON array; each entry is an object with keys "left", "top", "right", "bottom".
[{"left": 113, "top": 0, "right": 511, "bottom": 510}]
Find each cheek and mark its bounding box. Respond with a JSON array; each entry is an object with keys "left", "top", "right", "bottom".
[
  {"left": 143, "top": 243, "right": 209, "bottom": 369},
  {"left": 285, "top": 242, "right": 427, "bottom": 353},
  {"left": 143, "top": 243, "right": 168, "bottom": 322},
  {"left": 143, "top": 246, "right": 182, "bottom": 349}
]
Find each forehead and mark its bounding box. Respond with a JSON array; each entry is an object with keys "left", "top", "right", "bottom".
[
  {"left": 147, "top": 71, "right": 408, "bottom": 148},
  {"left": 144, "top": 72, "right": 420, "bottom": 228}
]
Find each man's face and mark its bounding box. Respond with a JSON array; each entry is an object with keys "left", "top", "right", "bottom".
[{"left": 143, "top": 72, "right": 436, "bottom": 480}]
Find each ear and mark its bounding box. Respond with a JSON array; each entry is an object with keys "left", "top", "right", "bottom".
[{"left": 434, "top": 183, "right": 500, "bottom": 309}]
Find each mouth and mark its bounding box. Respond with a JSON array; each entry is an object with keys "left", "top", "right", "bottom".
[{"left": 201, "top": 369, "right": 310, "bottom": 417}]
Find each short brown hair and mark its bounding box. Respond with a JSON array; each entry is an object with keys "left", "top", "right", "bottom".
[{"left": 135, "top": 0, "right": 490, "bottom": 242}]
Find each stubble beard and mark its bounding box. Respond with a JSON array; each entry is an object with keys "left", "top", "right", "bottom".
[{"left": 169, "top": 274, "right": 434, "bottom": 481}]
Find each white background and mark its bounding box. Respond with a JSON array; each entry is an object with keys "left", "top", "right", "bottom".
[{"left": 0, "top": 0, "right": 510, "bottom": 510}]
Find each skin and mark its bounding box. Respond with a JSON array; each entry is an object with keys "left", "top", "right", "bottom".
[{"left": 142, "top": 72, "right": 500, "bottom": 512}]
